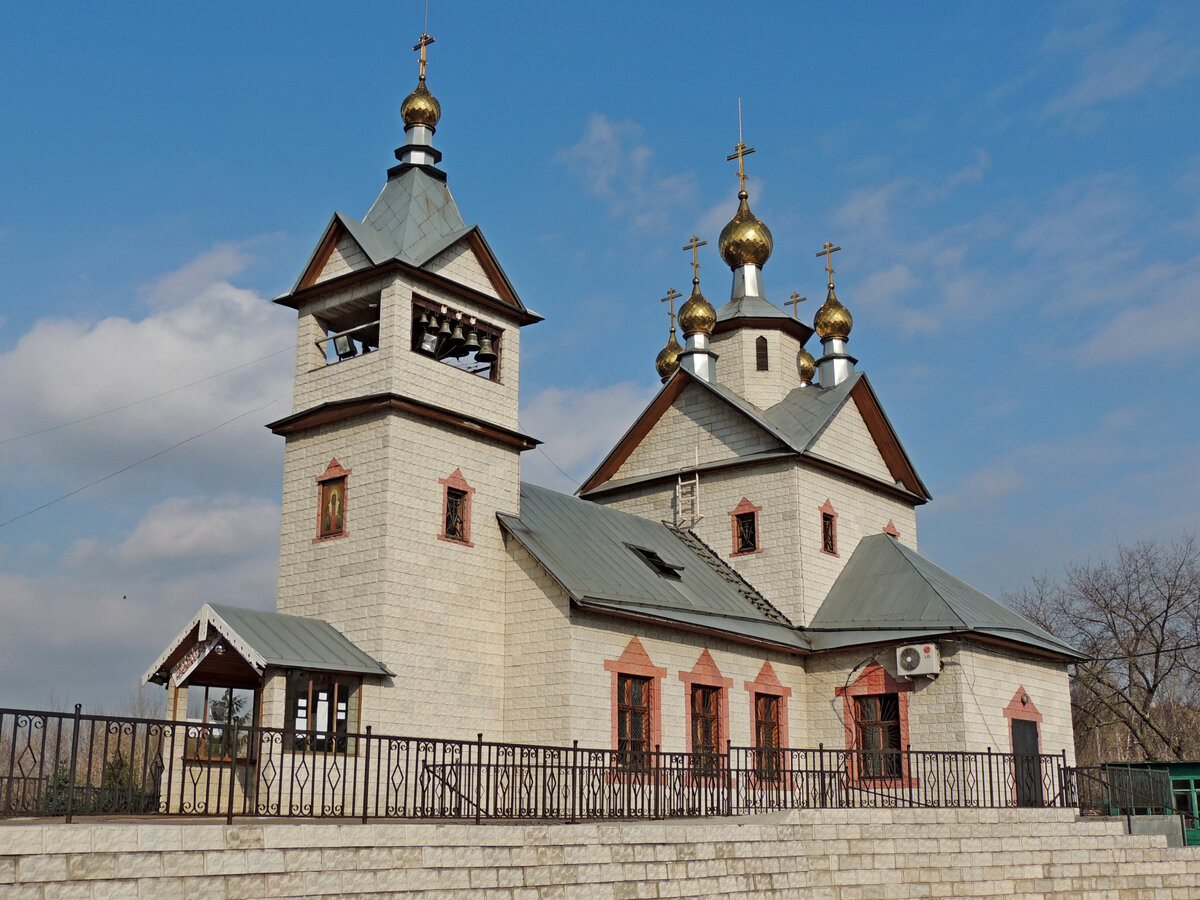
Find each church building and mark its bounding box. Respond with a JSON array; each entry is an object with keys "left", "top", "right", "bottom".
[{"left": 144, "top": 33, "right": 1082, "bottom": 775}]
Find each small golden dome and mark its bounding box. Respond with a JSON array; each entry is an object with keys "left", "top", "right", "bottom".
[
  {"left": 799, "top": 347, "right": 817, "bottom": 384},
  {"left": 678, "top": 279, "right": 716, "bottom": 336},
  {"left": 656, "top": 333, "right": 682, "bottom": 380},
  {"left": 813, "top": 285, "right": 853, "bottom": 341},
  {"left": 401, "top": 79, "right": 441, "bottom": 130},
  {"left": 718, "top": 191, "right": 773, "bottom": 269}
]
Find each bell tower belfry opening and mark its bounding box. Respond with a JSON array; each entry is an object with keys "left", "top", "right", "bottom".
[{"left": 265, "top": 32, "right": 541, "bottom": 739}]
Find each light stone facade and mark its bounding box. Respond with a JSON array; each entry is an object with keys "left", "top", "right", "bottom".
[
  {"left": 314, "top": 233, "right": 372, "bottom": 285},
  {"left": 257, "top": 211, "right": 1079, "bottom": 762},
  {"left": 5, "top": 809, "right": 1198, "bottom": 899},
  {"left": 151, "top": 95, "right": 1082, "bottom": 785},
  {"left": 709, "top": 327, "right": 808, "bottom": 410}
]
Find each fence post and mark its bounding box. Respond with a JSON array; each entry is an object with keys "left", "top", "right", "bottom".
[
  {"left": 986, "top": 747, "right": 993, "bottom": 807},
  {"left": 1059, "top": 748, "right": 1068, "bottom": 808},
  {"left": 361, "top": 726, "right": 372, "bottom": 824},
  {"left": 905, "top": 744, "right": 913, "bottom": 808},
  {"left": 725, "top": 740, "right": 733, "bottom": 816},
  {"left": 225, "top": 719, "right": 239, "bottom": 825},
  {"left": 570, "top": 740, "right": 578, "bottom": 824},
  {"left": 475, "top": 733, "right": 483, "bottom": 825},
  {"left": 65, "top": 704, "right": 82, "bottom": 824},
  {"left": 818, "top": 743, "right": 826, "bottom": 809}
]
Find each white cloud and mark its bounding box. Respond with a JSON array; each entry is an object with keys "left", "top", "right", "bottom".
[
  {"left": 520, "top": 381, "right": 659, "bottom": 493},
  {"left": 0, "top": 494, "right": 279, "bottom": 710},
  {"left": 1043, "top": 26, "right": 1200, "bottom": 120},
  {"left": 556, "top": 114, "right": 698, "bottom": 234},
  {"left": 0, "top": 245, "right": 294, "bottom": 497},
  {"left": 943, "top": 150, "right": 990, "bottom": 190}
]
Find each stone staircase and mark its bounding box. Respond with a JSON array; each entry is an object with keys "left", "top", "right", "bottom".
[{"left": 1, "top": 807, "right": 1198, "bottom": 898}]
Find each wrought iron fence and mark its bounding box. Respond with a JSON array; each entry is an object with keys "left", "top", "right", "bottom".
[{"left": 2, "top": 705, "right": 1075, "bottom": 823}]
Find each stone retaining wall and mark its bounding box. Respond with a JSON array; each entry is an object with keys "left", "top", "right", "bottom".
[{"left": 2, "top": 807, "right": 1198, "bottom": 899}]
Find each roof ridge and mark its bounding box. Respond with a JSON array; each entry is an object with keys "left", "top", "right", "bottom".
[
  {"left": 666, "top": 523, "right": 793, "bottom": 626},
  {"left": 885, "top": 536, "right": 978, "bottom": 630}
]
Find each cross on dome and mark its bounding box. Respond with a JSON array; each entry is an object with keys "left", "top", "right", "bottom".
[
  {"left": 413, "top": 32, "right": 436, "bottom": 81},
  {"left": 816, "top": 241, "right": 842, "bottom": 287},
  {"left": 786, "top": 293, "right": 806, "bottom": 319},
  {"left": 726, "top": 142, "right": 757, "bottom": 195},
  {"left": 660, "top": 287, "right": 682, "bottom": 330},
  {"left": 682, "top": 235, "right": 708, "bottom": 282}
]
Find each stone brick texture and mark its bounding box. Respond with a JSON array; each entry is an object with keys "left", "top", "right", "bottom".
[
  {"left": 708, "top": 328, "right": 808, "bottom": 411},
  {"left": 599, "top": 386, "right": 918, "bottom": 628},
  {"left": 3, "top": 809, "right": 1198, "bottom": 899}
]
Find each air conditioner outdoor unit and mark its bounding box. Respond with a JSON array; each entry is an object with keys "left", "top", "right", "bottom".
[{"left": 896, "top": 643, "right": 941, "bottom": 677}]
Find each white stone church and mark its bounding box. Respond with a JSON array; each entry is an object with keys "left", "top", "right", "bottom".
[{"left": 144, "top": 36, "right": 1081, "bottom": 776}]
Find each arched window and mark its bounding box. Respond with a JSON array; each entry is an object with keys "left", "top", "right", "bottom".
[{"left": 755, "top": 336, "right": 769, "bottom": 371}]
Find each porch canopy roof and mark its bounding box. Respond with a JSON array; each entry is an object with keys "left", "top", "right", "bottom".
[{"left": 142, "top": 603, "right": 393, "bottom": 688}]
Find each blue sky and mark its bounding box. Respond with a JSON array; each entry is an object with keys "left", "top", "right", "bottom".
[{"left": 2, "top": 1, "right": 1198, "bottom": 710}]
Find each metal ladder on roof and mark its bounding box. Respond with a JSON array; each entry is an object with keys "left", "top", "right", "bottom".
[{"left": 675, "top": 470, "right": 701, "bottom": 530}]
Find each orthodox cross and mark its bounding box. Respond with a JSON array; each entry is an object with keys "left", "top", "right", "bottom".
[
  {"left": 660, "top": 288, "right": 682, "bottom": 330},
  {"left": 682, "top": 235, "right": 708, "bottom": 281},
  {"left": 786, "top": 292, "right": 806, "bottom": 319},
  {"left": 816, "top": 241, "right": 842, "bottom": 286},
  {"left": 413, "top": 32, "right": 436, "bottom": 80},
  {"left": 726, "top": 98, "right": 756, "bottom": 193},
  {"left": 726, "top": 143, "right": 756, "bottom": 193}
]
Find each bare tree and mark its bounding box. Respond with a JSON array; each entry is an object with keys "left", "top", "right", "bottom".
[{"left": 1006, "top": 535, "right": 1200, "bottom": 764}]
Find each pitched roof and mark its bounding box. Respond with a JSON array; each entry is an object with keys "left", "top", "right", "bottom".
[
  {"left": 498, "top": 483, "right": 809, "bottom": 652},
  {"left": 579, "top": 368, "right": 928, "bottom": 501},
  {"left": 279, "top": 167, "right": 538, "bottom": 322},
  {"left": 712, "top": 295, "right": 814, "bottom": 342},
  {"left": 807, "top": 534, "right": 1082, "bottom": 659},
  {"left": 142, "top": 603, "right": 393, "bottom": 685}
]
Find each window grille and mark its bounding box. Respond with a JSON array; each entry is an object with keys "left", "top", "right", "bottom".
[
  {"left": 855, "top": 693, "right": 902, "bottom": 778},
  {"left": 617, "top": 674, "right": 652, "bottom": 770},
  {"left": 735, "top": 511, "right": 757, "bottom": 554}
]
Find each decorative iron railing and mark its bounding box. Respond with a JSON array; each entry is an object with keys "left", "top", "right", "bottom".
[{"left": 1, "top": 705, "right": 1075, "bottom": 823}]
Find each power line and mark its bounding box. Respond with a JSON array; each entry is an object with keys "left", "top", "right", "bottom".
[
  {"left": 0, "top": 396, "right": 287, "bottom": 530},
  {"left": 1088, "top": 641, "right": 1200, "bottom": 663},
  {"left": 518, "top": 418, "right": 582, "bottom": 488},
  {"left": 0, "top": 345, "right": 292, "bottom": 445}
]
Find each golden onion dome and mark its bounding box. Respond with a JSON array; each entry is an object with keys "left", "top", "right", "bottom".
[
  {"left": 401, "top": 79, "right": 441, "bottom": 130},
  {"left": 655, "top": 333, "right": 683, "bottom": 380},
  {"left": 813, "top": 285, "right": 853, "bottom": 341},
  {"left": 718, "top": 191, "right": 773, "bottom": 269},
  {"left": 677, "top": 279, "right": 716, "bottom": 336},
  {"left": 799, "top": 346, "right": 817, "bottom": 384}
]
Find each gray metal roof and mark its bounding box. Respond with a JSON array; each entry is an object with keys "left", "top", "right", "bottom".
[
  {"left": 808, "top": 534, "right": 1082, "bottom": 658},
  {"left": 714, "top": 295, "right": 794, "bottom": 322},
  {"left": 499, "top": 483, "right": 809, "bottom": 652},
  {"left": 142, "top": 603, "right": 393, "bottom": 685},
  {"left": 762, "top": 372, "right": 862, "bottom": 450},
  {"left": 361, "top": 167, "right": 470, "bottom": 267}
]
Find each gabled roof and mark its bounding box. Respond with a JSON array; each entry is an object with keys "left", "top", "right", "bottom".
[
  {"left": 807, "top": 534, "right": 1082, "bottom": 659},
  {"left": 278, "top": 167, "right": 538, "bottom": 323},
  {"left": 578, "top": 367, "right": 929, "bottom": 501},
  {"left": 712, "top": 295, "right": 814, "bottom": 342},
  {"left": 498, "top": 483, "right": 809, "bottom": 652},
  {"left": 142, "top": 603, "right": 393, "bottom": 686}
]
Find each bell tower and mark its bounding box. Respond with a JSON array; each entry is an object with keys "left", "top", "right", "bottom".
[{"left": 267, "top": 32, "right": 541, "bottom": 740}]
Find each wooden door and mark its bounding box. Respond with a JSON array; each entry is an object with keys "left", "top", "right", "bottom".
[{"left": 1012, "top": 719, "right": 1042, "bottom": 807}]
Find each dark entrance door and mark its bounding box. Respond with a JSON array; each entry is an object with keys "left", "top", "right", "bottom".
[{"left": 1012, "top": 719, "right": 1042, "bottom": 807}]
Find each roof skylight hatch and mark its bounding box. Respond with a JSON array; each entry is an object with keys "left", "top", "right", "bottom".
[{"left": 626, "top": 544, "right": 684, "bottom": 580}]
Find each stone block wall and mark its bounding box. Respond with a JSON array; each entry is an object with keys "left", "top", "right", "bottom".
[{"left": 3, "top": 808, "right": 1198, "bottom": 899}]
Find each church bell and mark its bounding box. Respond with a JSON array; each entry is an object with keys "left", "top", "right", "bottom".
[{"left": 475, "top": 336, "right": 497, "bottom": 363}]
